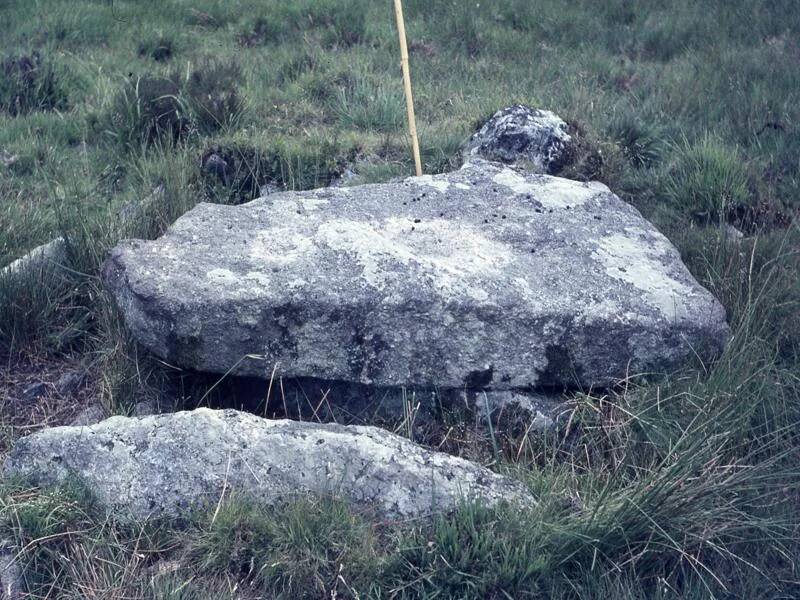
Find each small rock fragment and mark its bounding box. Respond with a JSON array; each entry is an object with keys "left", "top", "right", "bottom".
[
  {"left": 201, "top": 152, "right": 230, "bottom": 185},
  {"left": 21, "top": 382, "right": 46, "bottom": 403},
  {"left": 54, "top": 371, "right": 83, "bottom": 396},
  {"left": 259, "top": 182, "right": 281, "bottom": 197},
  {"left": 0, "top": 539, "right": 22, "bottom": 600},
  {"left": 724, "top": 224, "right": 744, "bottom": 243},
  {"left": 1, "top": 238, "right": 67, "bottom": 281},
  {"left": 0, "top": 150, "right": 19, "bottom": 169},
  {"left": 133, "top": 399, "right": 157, "bottom": 417},
  {"left": 470, "top": 390, "right": 563, "bottom": 432},
  {"left": 329, "top": 167, "right": 359, "bottom": 188},
  {"left": 70, "top": 404, "right": 106, "bottom": 427}
]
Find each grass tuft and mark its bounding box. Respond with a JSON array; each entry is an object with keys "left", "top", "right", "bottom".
[
  {"left": 184, "top": 60, "right": 246, "bottom": 135},
  {"left": 200, "top": 136, "right": 354, "bottom": 203},
  {"left": 606, "top": 110, "right": 666, "bottom": 169},
  {"left": 330, "top": 78, "right": 404, "bottom": 134},
  {"left": 137, "top": 34, "right": 175, "bottom": 63},
  {"left": 0, "top": 52, "right": 68, "bottom": 116},
  {"left": 105, "top": 75, "right": 190, "bottom": 149},
  {"left": 104, "top": 61, "right": 245, "bottom": 150},
  {"left": 662, "top": 135, "right": 752, "bottom": 223}
]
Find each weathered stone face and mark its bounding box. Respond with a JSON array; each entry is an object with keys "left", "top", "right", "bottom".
[
  {"left": 3, "top": 408, "right": 532, "bottom": 520},
  {"left": 465, "top": 105, "right": 575, "bottom": 173},
  {"left": 102, "top": 160, "right": 729, "bottom": 390}
]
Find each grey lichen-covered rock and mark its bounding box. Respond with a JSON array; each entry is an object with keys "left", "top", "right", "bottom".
[
  {"left": 55, "top": 370, "right": 84, "bottom": 396},
  {"left": 1, "top": 237, "right": 67, "bottom": 280},
  {"left": 21, "top": 381, "right": 47, "bottom": 403},
  {"left": 69, "top": 404, "right": 107, "bottom": 427},
  {"left": 102, "top": 160, "right": 729, "bottom": 390},
  {"left": 4, "top": 408, "right": 532, "bottom": 520},
  {"left": 470, "top": 391, "right": 564, "bottom": 432},
  {"left": 465, "top": 105, "right": 575, "bottom": 173}
]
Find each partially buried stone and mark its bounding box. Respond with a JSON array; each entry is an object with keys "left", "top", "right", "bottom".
[
  {"left": 0, "top": 539, "right": 22, "bottom": 600},
  {"left": 55, "top": 370, "right": 83, "bottom": 396},
  {"left": 470, "top": 390, "right": 564, "bottom": 432},
  {"left": 4, "top": 408, "right": 534, "bottom": 520},
  {"left": 1, "top": 237, "right": 67, "bottom": 281},
  {"left": 70, "top": 404, "right": 106, "bottom": 427},
  {"left": 21, "top": 382, "right": 46, "bottom": 403}
]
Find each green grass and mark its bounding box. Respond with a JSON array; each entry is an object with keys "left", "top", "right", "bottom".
[
  {"left": 663, "top": 135, "right": 751, "bottom": 223},
  {"left": 0, "top": 0, "right": 798, "bottom": 597}
]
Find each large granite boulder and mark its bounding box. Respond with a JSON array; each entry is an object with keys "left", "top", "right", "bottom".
[
  {"left": 3, "top": 408, "right": 531, "bottom": 520},
  {"left": 465, "top": 105, "right": 575, "bottom": 173},
  {"left": 102, "top": 160, "right": 729, "bottom": 390}
]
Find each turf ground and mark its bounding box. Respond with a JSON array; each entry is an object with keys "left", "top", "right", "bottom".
[{"left": 0, "top": 1, "right": 798, "bottom": 597}]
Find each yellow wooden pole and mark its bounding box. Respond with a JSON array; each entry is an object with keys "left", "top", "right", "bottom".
[{"left": 393, "top": 0, "right": 423, "bottom": 176}]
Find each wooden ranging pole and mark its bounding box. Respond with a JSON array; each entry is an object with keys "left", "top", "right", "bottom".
[{"left": 393, "top": 0, "right": 423, "bottom": 176}]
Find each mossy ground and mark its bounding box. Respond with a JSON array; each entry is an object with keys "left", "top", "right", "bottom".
[{"left": 0, "top": 0, "right": 798, "bottom": 597}]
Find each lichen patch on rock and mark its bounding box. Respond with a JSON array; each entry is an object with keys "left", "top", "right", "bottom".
[
  {"left": 592, "top": 232, "right": 696, "bottom": 321},
  {"left": 317, "top": 217, "right": 511, "bottom": 297},
  {"left": 491, "top": 168, "right": 605, "bottom": 208}
]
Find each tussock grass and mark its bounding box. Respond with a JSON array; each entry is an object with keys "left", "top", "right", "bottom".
[
  {"left": 184, "top": 60, "right": 246, "bottom": 135},
  {"left": 105, "top": 75, "right": 189, "bottom": 149},
  {"left": 200, "top": 134, "right": 358, "bottom": 204},
  {"left": 0, "top": 52, "right": 68, "bottom": 116},
  {"left": 137, "top": 34, "right": 176, "bottom": 63},
  {"left": 330, "top": 78, "right": 405, "bottom": 134},
  {"left": 606, "top": 110, "right": 666, "bottom": 170},
  {"left": 104, "top": 61, "right": 246, "bottom": 150},
  {"left": 663, "top": 135, "right": 752, "bottom": 223}
]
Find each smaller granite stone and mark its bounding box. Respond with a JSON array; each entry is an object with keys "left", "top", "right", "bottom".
[
  {"left": 465, "top": 105, "right": 575, "bottom": 173},
  {"left": 5, "top": 408, "right": 533, "bottom": 521}
]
